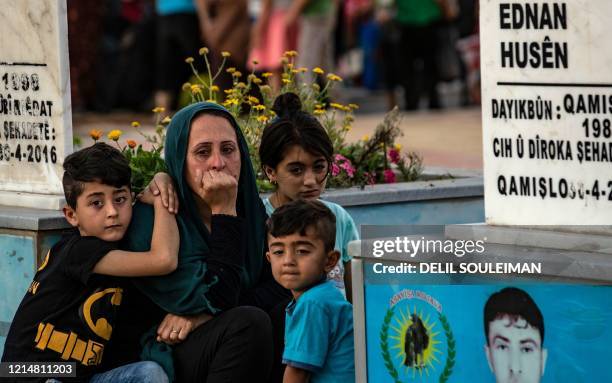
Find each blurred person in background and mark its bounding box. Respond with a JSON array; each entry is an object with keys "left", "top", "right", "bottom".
[
  {"left": 292, "top": 0, "right": 339, "bottom": 82},
  {"left": 248, "top": 0, "right": 299, "bottom": 91},
  {"left": 155, "top": 0, "right": 203, "bottom": 111},
  {"left": 196, "top": 0, "right": 250, "bottom": 91},
  {"left": 396, "top": 0, "right": 444, "bottom": 111}
]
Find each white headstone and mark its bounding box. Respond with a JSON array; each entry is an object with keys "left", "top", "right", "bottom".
[
  {"left": 481, "top": 0, "right": 612, "bottom": 225},
  {"left": 0, "top": 0, "right": 71, "bottom": 210}
]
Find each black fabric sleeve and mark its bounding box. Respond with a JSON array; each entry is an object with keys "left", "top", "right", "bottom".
[
  {"left": 62, "top": 237, "right": 117, "bottom": 285},
  {"left": 203, "top": 215, "right": 247, "bottom": 311}
]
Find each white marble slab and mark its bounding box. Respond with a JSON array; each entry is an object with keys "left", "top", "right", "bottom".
[
  {"left": 0, "top": 0, "right": 72, "bottom": 209},
  {"left": 480, "top": 0, "right": 612, "bottom": 224}
]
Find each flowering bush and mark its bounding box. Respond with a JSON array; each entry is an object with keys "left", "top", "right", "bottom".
[{"left": 88, "top": 49, "right": 422, "bottom": 193}]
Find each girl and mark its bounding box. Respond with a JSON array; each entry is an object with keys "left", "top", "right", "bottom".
[{"left": 259, "top": 92, "right": 359, "bottom": 299}]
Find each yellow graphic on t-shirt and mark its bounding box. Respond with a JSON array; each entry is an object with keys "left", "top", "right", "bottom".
[
  {"left": 37, "top": 250, "right": 50, "bottom": 271},
  {"left": 82, "top": 288, "right": 123, "bottom": 341},
  {"left": 35, "top": 322, "right": 104, "bottom": 366}
]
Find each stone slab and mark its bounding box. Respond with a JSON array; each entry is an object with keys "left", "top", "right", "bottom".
[
  {"left": 0, "top": 205, "right": 68, "bottom": 231},
  {"left": 0, "top": 0, "right": 72, "bottom": 208}
]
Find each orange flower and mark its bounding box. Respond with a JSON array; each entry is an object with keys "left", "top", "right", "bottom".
[
  {"left": 89, "top": 129, "right": 102, "bottom": 141},
  {"left": 127, "top": 139, "right": 137, "bottom": 149}
]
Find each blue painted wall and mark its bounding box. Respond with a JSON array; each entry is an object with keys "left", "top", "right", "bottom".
[{"left": 0, "top": 234, "right": 36, "bottom": 352}]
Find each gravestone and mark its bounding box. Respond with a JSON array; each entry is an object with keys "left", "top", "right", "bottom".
[
  {"left": 0, "top": 0, "right": 72, "bottom": 210},
  {"left": 480, "top": 0, "right": 612, "bottom": 225}
]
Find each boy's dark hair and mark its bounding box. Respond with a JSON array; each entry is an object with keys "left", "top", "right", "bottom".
[
  {"left": 267, "top": 199, "right": 336, "bottom": 252},
  {"left": 484, "top": 287, "right": 544, "bottom": 345},
  {"left": 62, "top": 143, "right": 132, "bottom": 209},
  {"left": 259, "top": 92, "right": 334, "bottom": 175}
]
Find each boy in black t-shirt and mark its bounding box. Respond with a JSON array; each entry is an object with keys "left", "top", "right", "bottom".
[{"left": 1, "top": 143, "right": 178, "bottom": 382}]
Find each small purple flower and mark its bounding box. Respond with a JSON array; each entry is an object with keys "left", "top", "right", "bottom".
[{"left": 383, "top": 169, "right": 396, "bottom": 183}]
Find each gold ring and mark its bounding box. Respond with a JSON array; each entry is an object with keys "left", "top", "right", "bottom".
[{"left": 171, "top": 330, "right": 179, "bottom": 333}]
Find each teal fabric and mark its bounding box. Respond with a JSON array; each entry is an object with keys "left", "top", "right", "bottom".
[
  {"left": 123, "top": 102, "right": 268, "bottom": 380},
  {"left": 156, "top": 0, "right": 196, "bottom": 15},
  {"left": 283, "top": 281, "right": 355, "bottom": 382}
]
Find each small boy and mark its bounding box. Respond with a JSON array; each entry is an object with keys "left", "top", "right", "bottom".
[
  {"left": 266, "top": 200, "right": 355, "bottom": 383},
  {"left": 1, "top": 143, "right": 178, "bottom": 382}
]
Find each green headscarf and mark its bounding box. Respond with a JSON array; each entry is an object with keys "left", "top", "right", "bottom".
[{"left": 123, "top": 102, "right": 268, "bottom": 379}]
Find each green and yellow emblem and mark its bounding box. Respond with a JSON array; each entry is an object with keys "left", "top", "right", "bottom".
[{"left": 380, "top": 289, "right": 455, "bottom": 382}]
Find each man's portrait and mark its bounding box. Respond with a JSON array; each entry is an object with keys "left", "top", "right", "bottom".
[{"left": 483, "top": 287, "right": 548, "bottom": 383}]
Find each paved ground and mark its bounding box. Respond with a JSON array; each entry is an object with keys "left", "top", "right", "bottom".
[{"left": 73, "top": 92, "right": 483, "bottom": 171}]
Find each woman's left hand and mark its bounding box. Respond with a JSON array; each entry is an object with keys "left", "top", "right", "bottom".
[
  {"left": 156, "top": 312, "right": 213, "bottom": 345},
  {"left": 139, "top": 172, "right": 179, "bottom": 214}
]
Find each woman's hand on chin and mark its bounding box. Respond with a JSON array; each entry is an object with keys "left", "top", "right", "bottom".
[{"left": 194, "top": 169, "right": 238, "bottom": 216}]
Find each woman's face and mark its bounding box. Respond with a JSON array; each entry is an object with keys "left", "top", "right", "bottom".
[
  {"left": 265, "top": 145, "right": 329, "bottom": 205},
  {"left": 185, "top": 114, "right": 241, "bottom": 193}
]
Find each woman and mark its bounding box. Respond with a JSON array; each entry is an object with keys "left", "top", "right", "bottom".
[{"left": 106, "top": 102, "right": 289, "bottom": 382}]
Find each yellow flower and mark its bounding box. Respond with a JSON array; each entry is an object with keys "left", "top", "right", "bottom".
[
  {"left": 314, "top": 109, "right": 325, "bottom": 115},
  {"left": 253, "top": 104, "right": 266, "bottom": 111},
  {"left": 206, "top": 99, "right": 216, "bottom": 103},
  {"left": 287, "top": 63, "right": 294, "bottom": 69},
  {"left": 162, "top": 116, "right": 172, "bottom": 124},
  {"left": 395, "top": 143, "right": 402, "bottom": 151},
  {"left": 313, "top": 67, "right": 324, "bottom": 75},
  {"left": 348, "top": 103, "right": 359, "bottom": 110},
  {"left": 361, "top": 134, "right": 369, "bottom": 141},
  {"left": 221, "top": 51, "right": 231, "bottom": 58},
  {"left": 315, "top": 104, "right": 324, "bottom": 109},
  {"left": 190, "top": 84, "right": 201, "bottom": 93},
  {"left": 152, "top": 106, "right": 165, "bottom": 113},
  {"left": 131, "top": 121, "right": 140, "bottom": 128},
  {"left": 330, "top": 103, "right": 346, "bottom": 110},
  {"left": 224, "top": 89, "right": 233, "bottom": 94},
  {"left": 345, "top": 125, "right": 352, "bottom": 131},
  {"left": 108, "top": 130, "right": 122, "bottom": 141},
  {"left": 185, "top": 57, "right": 194, "bottom": 64},
  {"left": 326, "top": 73, "right": 342, "bottom": 82},
  {"left": 199, "top": 47, "right": 209, "bottom": 55},
  {"left": 182, "top": 82, "right": 191, "bottom": 91},
  {"left": 298, "top": 67, "right": 308, "bottom": 73},
  {"left": 226, "top": 67, "right": 236, "bottom": 74},
  {"left": 282, "top": 78, "right": 291, "bottom": 85},
  {"left": 89, "top": 129, "right": 102, "bottom": 141},
  {"left": 236, "top": 82, "right": 247, "bottom": 89},
  {"left": 283, "top": 50, "right": 298, "bottom": 57},
  {"left": 262, "top": 72, "right": 273, "bottom": 78},
  {"left": 252, "top": 78, "right": 262, "bottom": 84},
  {"left": 210, "top": 85, "right": 220, "bottom": 92},
  {"left": 248, "top": 96, "right": 259, "bottom": 104},
  {"left": 260, "top": 85, "right": 272, "bottom": 93},
  {"left": 126, "top": 139, "right": 137, "bottom": 149},
  {"left": 223, "top": 98, "right": 239, "bottom": 106},
  {"left": 256, "top": 115, "right": 269, "bottom": 123},
  {"left": 291, "top": 69, "right": 299, "bottom": 74},
  {"left": 232, "top": 71, "right": 242, "bottom": 78}
]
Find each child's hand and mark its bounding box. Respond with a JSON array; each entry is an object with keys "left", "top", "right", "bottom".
[
  {"left": 139, "top": 172, "right": 179, "bottom": 213},
  {"left": 156, "top": 313, "right": 212, "bottom": 345}
]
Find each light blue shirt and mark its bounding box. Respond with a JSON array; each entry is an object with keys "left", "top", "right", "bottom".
[
  {"left": 262, "top": 197, "right": 359, "bottom": 296},
  {"left": 283, "top": 281, "right": 355, "bottom": 383},
  {"left": 156, "top": 0, "right": 196, "bottom": 16}
]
